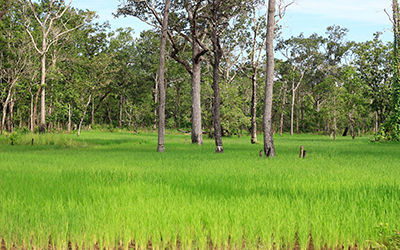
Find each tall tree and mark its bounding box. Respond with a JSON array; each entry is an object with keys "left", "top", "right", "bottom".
[
  {"left": 263, "top": 0, "right": 276, "bottom": 157},
  {"left": 353, "top": 34, "right": 391, "bottom": 133},
  {"left": 157, "top": 0, "right": 171, "bottom": 152},
  {"left": 208, "top": 0, "right": 224, "bottom": 153},
  {"left": 22, "top": 0, "right": 81, "bottom": 134},
  {"left": 249, "top": 4, "right": 267, "bottom": 144},
  {"left": 392, "top": 0, "right": 400, "bottom": 135},
  {"left": 0, "top": 7, "right": 31, "bottom": 132},
  {"left": 117, "top": 0, "right": 209, "bottom": 145}
]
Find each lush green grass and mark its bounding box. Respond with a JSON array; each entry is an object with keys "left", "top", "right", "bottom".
[{"left": 0, "top": 131, "right": 399, "bottom": 248}]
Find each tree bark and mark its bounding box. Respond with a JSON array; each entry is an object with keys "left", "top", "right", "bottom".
[
  {"left": 1, "top": 78, "right": 18, "bottom": 133},
  {"left": 290, "top": 86, "right": 295, "bottom": 135},
  {"left": 249, "top": 6, "right": 267, "bottom": 143},
  {"left": 251, "top": 66, "right": 258, "bottom": 144},
  {"left": 263, "top": 0, "right": 277, "bottom": 157},
  {"left": 39, "top": 53, "right": 46, "bottom": 134},
  {"left": 296, "top": 94, "right": 300, "bottom": 133},
  {"left": 333, "top": 97, "right": 337, "bottom": 140},
  {"left": 119, "top": 94, "right": 123, "bottom": 129},
  {"left": 290, "top": 70, "right": 304, "bottom": 136},
  {"left": 279, "top": 83, "right": 287, "bottom": 136},
  {"left": 68, "top": 103, "right": 72, "bottom": 133},
  {"left": 107, "top": 105, "right": 112, "bottom": 125},
  {"left": 210, "top": 0, "right": 223, "bottom": 153},
  {"left": 30, "top": 93, "right": 34, "bottom": 132},
  {"left": 174, "top": 83, "right": 181, "bottom": 129},
  {"left": 191, "top": 44, "right": 203, "bottom": 145},
  {"left": 8, "top": 96, "right": 14, "bottom": 132},
  {"left": 90, "top": 97, "right": 95, "bottom": 129},
  {"left": 154, "top": 73, "right": 158, "bottom": 130},
  {"left": 349, "top": 109, "right": 355, "bottom": 140},
  {"left": 77, "top": 94, "right": 92, "bottom": 137},
  {"left": 157, "top": 0, "right": 171, "bottom": 153}
]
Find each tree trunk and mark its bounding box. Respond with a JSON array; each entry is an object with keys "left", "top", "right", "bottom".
[
  {"left": 119, "top": 94, "right": 123, "bottom": 129},
  {"left": 8, "top": 97, "right": 14, "bottom": 132},
  {"left": 296, "top": 95, "right": 300, "bottom": 133},
  {"left": 333, "top": 98, "right": 337, "bottom": 140},
  {"left": 30, "top": 93, "right": 34, "bottom": 132},
  {"left": 77, "top": 95, "right": 92, "bottom": 137},
  {"left": 191, "top": 44, "right": 203, "bottom": 145},
  {"left": 263, "top": 0, "right": 276, "bottom": 158},
  {"left": 157, "top": 0, "right": 171, "bottom": 153},
  {"left": 107, "top": 106, "right": 112, "bottom": 125},
  {"left": 301, "top": 95, "right": 305, "bottom": 131},
  {"left": 251, "top": 66, "right": 258, "bottom": 143},
  {"left": 349, "top": 109, "right": 355, "bottom": 140},
  {"left": 375, "top": 110, "right": 379, "bottom": 133},
  {"left": 90, "top": 97, "right": 95, "bottom": 129},
  {"left": 174, "top": 84, "right": 181, "bottom": 129},
  {"left": 39, "top": 53, "right": 46, "bottom": 134},
  {"left": 32, "top": 87, "right": 41, "bottom": 132},
  {"left": 1, "top": 78, "right": 18, "bottom": 133},
  {"left": 211, "top": 3, "right": 223, "bottom": 153},
  {"left": 68, "top": 103, "right": 72, "bottom": 133},
  {"left": 154, "top": 73, "right": 158, "bottom": 130},
  {"left": 48, "top": 97, "right": 53, "bottom": 132},
  {"left": 290, "top": 82, "right": 295, "bottom": 136},
  {"left": 279, "top": 83, "right": 287, "bottom": 136}
]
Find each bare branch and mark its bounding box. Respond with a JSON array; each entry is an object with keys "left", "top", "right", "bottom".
[
  {"left": 55, "top": 0, "right": 72, "bottom": 19},
  {"left": 25, "top": 27, "right": 42, "bottom": 54},
  {"left": 47, "top": 22, "right": 84, "bottom": 53},
  {"left": 385, "top": 8, "right": 395, "bottom": 25},
  {"left": 28, "top": 0, "right": 44, "bottom": 26},
  {"left": 276, "top": 0, "right": 294, "bottom": 24}
]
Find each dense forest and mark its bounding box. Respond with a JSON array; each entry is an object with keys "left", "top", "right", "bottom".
[{"left": 0, "top": 0, "right": 399, "bottom": 148}]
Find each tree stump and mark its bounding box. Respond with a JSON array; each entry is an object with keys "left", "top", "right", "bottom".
[{"left": 299, "top": 146, "right": 304, "bottom": 158}]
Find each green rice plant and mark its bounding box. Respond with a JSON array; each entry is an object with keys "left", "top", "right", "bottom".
[{"left": 0, "top": 131, "right": 399, "bottom": 248}]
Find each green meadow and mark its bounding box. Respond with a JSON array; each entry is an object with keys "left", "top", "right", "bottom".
[{"left": 0, "top": 131, "right": 399, "bottom": 249}]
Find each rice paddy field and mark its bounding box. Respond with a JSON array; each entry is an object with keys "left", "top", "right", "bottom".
[{"left": 0, "top": 131, "right": 399, "bottom": 249}]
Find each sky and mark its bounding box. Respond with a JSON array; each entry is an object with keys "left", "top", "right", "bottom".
[{"left": 72, "top": 0, "right": 393, "bottom": 42}]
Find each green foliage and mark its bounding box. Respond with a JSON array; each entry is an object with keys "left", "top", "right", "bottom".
[
  {"left": 373, "top": 9, "right": 400, "bottom": 141},
  {"left": 374, "top": 120, "right": 400, "bottom": 141}
]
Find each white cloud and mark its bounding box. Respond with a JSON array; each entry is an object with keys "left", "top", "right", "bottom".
[{"left": 288, "top": 0, "right": 391, "bottom": 25}]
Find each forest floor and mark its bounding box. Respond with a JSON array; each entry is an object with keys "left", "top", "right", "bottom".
[{"left": 0, "top": 131, "right": 399, "bottom": 249}]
